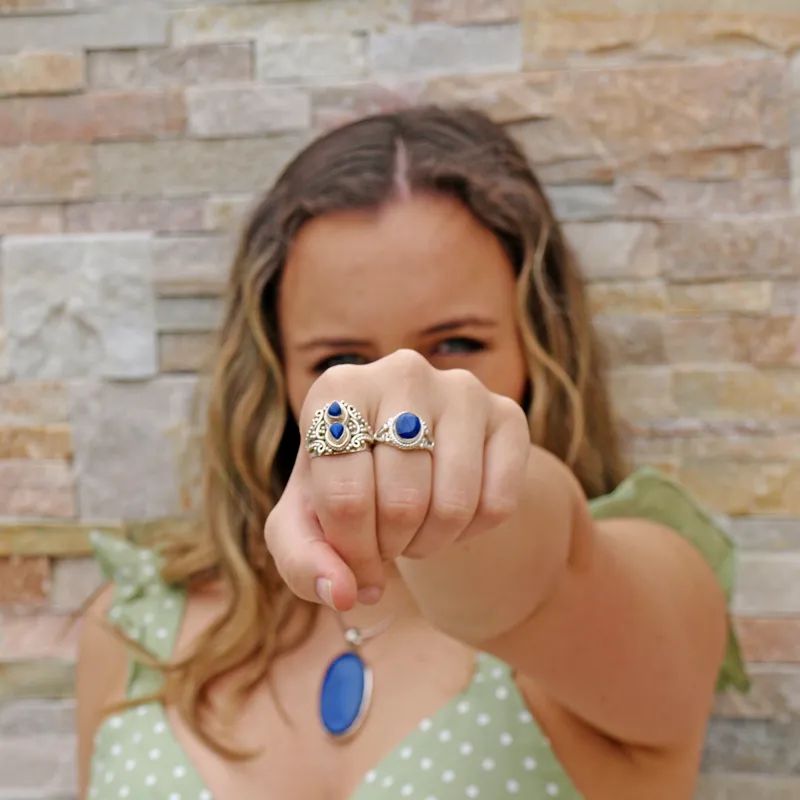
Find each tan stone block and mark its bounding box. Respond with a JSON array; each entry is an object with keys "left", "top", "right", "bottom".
[
  {"left": 607, "top": 367, "right": 676, "bottom": 420},
  {"left": 659, "top": 216, "right": 800, "bottom": 282},
  {"left": 665, "top": 318, "right": 737, "bottom": 364},
  {"left": 0, "top": 426, "right": 71, "bottom": 459},
  {"left": 152, "top": 235, "right": 235, "bottom": 297},
  {"left": 65, "top": 198, "right": 205, "bottom": 234},
  {"left": 0, "top": 205, "right": 61, "bottom": 235},
  {"left": 0, "top": 51, "right": 84, "bottom": 97},
  {"left": 616, "top": 178, "right": 792, "bottom": 220},
  {"left": 772, "top": 280, "right": 800, "bottom": 315},
  {"left": 0, "top": 143, "right": 92, "bottom": 202},
  {"left": 0, "top": 523, "right": 123, "bottom": 558},
  {"left": 203, "top": 194, "right": 255, "bottom": 233},
  {"left": 587, "top": 281, "right": 666, "bottom": 316},
  {"left": 311, "top": 83, "right": 425, "bottom": 130},
  {"left": 668, "top": 282, "right": 772, "bottom": 316},
  {"left": 0, "top": 90, "right": 186, "bottom": 146},
  {"left": 731, "top": 317, "right": 800, "bottom": 367},
  {"left": 523, "top": 9, "right": 800, "bottom": 61},
  {"left": 425, "top": 59, "right": 787, "bottom": 157},
  {"left": 50, "top": 558, "right": 102, "bottom": 612},
  {"left": 678, "top": 460, "right": 800, "bottom": 515},
  {"left": 673, "top": 369, "right": 800, "bottom": 419},
  {"left": 713, "top": 665, "right": 800, "bottom": 720},
  {"left": 0, "top": 557, "right": 50, "bottom": 605},
  {"left": 126, "top": 516, "right": 202, "bottom": 548},
  {"left": 159, "top": 333, "right": 215, "bottom": 373},
  {"left": 0, "top": 382, "right": 67, "bottom": 426},
  {"left": 413, "top": 0, "right": 520, "bottom": 23},
  {"left": 563, "top": 222, "right": 659, "bottom": 282},
  {"left": 622, "top": 147, "right": 789, "bottom": 182},
  {"left": 595, "top": 316, "right": 666, "bottom": 366},
  {"left": 0, "top": 614, "right": 77, "bottom": 661},
  {"left": 0, "top": 460, "right": 74, "bottom": 517},
  {"left": 736, "top": 618, "right": 800, "bottom": 664},
  {"left": 736, "top": 552, "right": 800, "bottom": 613},
  {"left": 633, "top": 430, "right": 800, "bottom": 462},
  {"left": 0, "top": 660, "right": 75, "bottom": 703}
]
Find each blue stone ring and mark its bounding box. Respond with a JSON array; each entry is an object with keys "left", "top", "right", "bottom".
[
  {"left": 374, "top": 411, "right": 434, "bottom": 452},
  {"left": 305, "top": 401, "right": 375, "bottom": 458}
]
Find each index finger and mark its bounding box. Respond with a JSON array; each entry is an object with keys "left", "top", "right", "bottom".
[{"left": 302, "top": 395, "right": 384, "bottom": 603}]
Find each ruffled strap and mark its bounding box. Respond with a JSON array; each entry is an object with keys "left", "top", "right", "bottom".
[
  {"left": 90, "top": 531, "right": 186, "bottom": 698},
  {"left": 588, "top": 468, "right": 749, "bottom": 693}
]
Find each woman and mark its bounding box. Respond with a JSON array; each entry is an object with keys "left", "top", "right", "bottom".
[{"left": 77, "top": 106, "right": 748, "bottom": 800}]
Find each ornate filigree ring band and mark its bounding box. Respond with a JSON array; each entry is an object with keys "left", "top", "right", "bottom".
[
  {"left": 305, "top": 401, "right": 375, "bottom": 458},
  {"left": 374, "top": 412, "right": 434, "bottom": 452}
]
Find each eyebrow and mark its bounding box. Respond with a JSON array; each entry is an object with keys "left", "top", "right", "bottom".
[{"left": 295, "top": 316, "right": 498, "bottom": 352}]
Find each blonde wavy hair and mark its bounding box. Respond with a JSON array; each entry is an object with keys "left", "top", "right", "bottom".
[{"left": 154, "top": 105, "right": 627, "bottom": 756}]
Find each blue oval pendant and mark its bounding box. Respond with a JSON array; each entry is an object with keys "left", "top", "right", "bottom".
[{"left": 319, "top": 651, "right": 372, "bottom": 738}]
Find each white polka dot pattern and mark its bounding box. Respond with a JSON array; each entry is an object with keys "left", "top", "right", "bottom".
[{"left": 87, "top": 532, "right": 584, "bottom": 800}]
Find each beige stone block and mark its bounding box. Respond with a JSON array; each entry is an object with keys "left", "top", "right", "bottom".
[
  {"left": 156, "top": 297, "right": 223, "bottom": 334},
  {"left": 0, "top": 660, "right": 75, "bottom": 703},
  {"left": 0, "top": 460, "right": 74, "bottom": 518},
  {"left": 587, "top": 281, "right": 666, "bottom": 316},
  {"left": 659, "top": 216, "right": 800, "bottom": 282},
  {"left": 678, "top": 459, "right": 800, "bottom": 515},
  {"left": 203, "top": 194, "right": 255, "bottom": 233},
  {"left": 172, "top": 0, "right": 412, "bottom": 46},
  {"left": 413, "top": 0, "right": 520, "bottom": 23},
  {"left": 425, "top": 59, "right": 787, "bottom": 157},
  {"left": 311, "top": 82, "right": 425, "bottom": 130},
  {"left": 0, "top": 382, "right": 67, "bottom": 426},
  {"left": 0, "top": 143, "right": 92, "bottom": 202},
  {"left": 257, "top": 34, "right": 367, "bottom": 83},
  {"left": 0, "top": 205, "right": 62, "bottom": 235},
  {"left": 668, "top": 282, "right": 772, "bottom": 315},
  {"left": 152, "top": 235, "right": 235, "bottom": 296},
  {"left": 65, "top": 198, "right": 205, "bottom": 234},
  {"left": 736, "top": 618, "right": 800, "bottom": 664},
  {"left": 159, "top": 332, "right": 215, "bottom": 373},
  {"left": 673, "top": 369, "right": 800, "bottom": 419},
  {"left": 735, "top": 552, "right": 800, "bottom": 614},
  {"left": 664, "top": 318, "right": 738, "bottom": 364},
  {"left": 0, "top": 51, "right": 84, "bottom": 97},
  {"left": 563, "top": 222, "right": 659, "bottom": 281},
  {"left": 0, "top": 426, "right": 71, "bottom": 459},
  {"left": 50, "top": 557, "right": 102, "bottom": 612},
  {"left": 731, "top": 316, "right": 800, "bottom": 367},
  {"left": 88, "top": 43, "right": 252, "bottom": 89},
  {"left": 0, "top": 614, "right": 78, "bottom": 661},
  {"left": 595, "top": 315, "right": 666, "bottom": 366},
  {"left": 607, "top": 367, "right": 676, "bottom": 420},
  {"left": 0, "top": 523, "right": 123, "bottom": 558}
]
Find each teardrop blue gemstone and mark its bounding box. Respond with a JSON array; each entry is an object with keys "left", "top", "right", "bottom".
[
  {"left": 329, "top": 422, "right": 345, "bottom": 440},
  {"left": 395, "top": 412, "right": 421, "bottom": 440},
  {"left": 320, "top": 651, "right": 370, "bottom": 737},
  {"left": 328, "top": 401, "right": 342, "bottom": 418}
]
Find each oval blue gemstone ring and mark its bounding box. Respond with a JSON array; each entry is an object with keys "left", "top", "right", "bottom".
[
  {"left": 374, "top": 411, "right": 434, "bottom": 451},
  {"left": 305, "top": 401, "right": 375, "bottom": 458}
]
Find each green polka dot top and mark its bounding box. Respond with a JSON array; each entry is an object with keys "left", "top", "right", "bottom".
[{"left": 87, "top": 468, "right": 748, "bottom": 800}]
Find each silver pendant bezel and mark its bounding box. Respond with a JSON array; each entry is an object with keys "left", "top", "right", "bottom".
[{"left": 322, "top": 654, "right": 373, "bottom": 743}]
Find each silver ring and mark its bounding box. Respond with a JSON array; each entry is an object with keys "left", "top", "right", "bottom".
[
  {"left": 374, "top": 411, "right": 434, "bottom": 451},
  {"left": 305, "top": 401, "right": 374, "bottom": 458}
]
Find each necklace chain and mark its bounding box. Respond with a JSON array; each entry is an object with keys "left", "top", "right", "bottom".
[{"left": 339, "top": 614, "right": 397, "bottom": 647}]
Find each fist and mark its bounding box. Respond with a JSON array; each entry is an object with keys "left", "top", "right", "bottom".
[{"left": 264, "top": 349, "right": 530, "bottom": 611}]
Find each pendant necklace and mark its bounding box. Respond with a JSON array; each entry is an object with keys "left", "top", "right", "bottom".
[{"left": 319, "top": 614, "right": 396, "bottom": 739}]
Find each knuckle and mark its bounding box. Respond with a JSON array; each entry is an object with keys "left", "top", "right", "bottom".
[
  {"left": 432, "top": 493, "right": 475, "bottom": 529},
  {"left": 384, "top": 348, "right": 429, "bottom": 380},
  {"left": 497, "top": 395, "right": 529, "bottom": 432},
  {"left": 478, "top": 491, "right": 520, "bottom": 528},
  {"left": 322, "top": 483, "right": 372, "bottom": 523},
  {"left": 379, "top": 487, "right": 428, "bottom": 528}
]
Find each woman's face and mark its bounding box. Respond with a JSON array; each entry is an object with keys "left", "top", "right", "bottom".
[{"left": 279, "top": 192, "right": 528, "bottom": 419}]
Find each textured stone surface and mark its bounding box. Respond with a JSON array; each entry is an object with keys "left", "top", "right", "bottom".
[
  {"left": 156, "top": 297, "right": 223, "bottom": 333},
  {"left": 88, "top": 43, "right": 252, "bottom": 88},
  {"left": 2, "top": 234, "right": 157, "bottom": 379},
  {"left": 152, "top": 235, "right": 235, "bottom": 295},
  {"left": 545, "top": 185, "right": 617, "bottom": 221},
  {"left": 0, "top": 89, "right": 186, "bottom": 145},
  {"left": 0, "top": 4, "right": 167, "bottom": 52},
  {"left": 413, "top": 0, "right": 520, "bottom": 23},
  {"left": 668, "top": 282, "right": 773, "bottom": 315},
  {"left": 0, "top": 204, "right": 62, "bottom": 235},
  {"left": 186, "top": 85, "right": 309, "bottom": 137},
  {"left": 594, "top": 316, "right": 666, "bottom": 366},
  {"left": 563, "top": 222, "right": 659, "bottom": 281},
  {"left": 607, "top": 367, "right": 676, "bottom": 420},
  {"left": 0, "top": 460, "right": 74, "bottom": 517},
  {"left": 311, "top": 82, "right": 425, "bottom": 129},
  {"left": 258, "top": 34, "right": 367, "bottom": 83},
  {"left": 715, "top": 666, "right": 800, "bottom": 719},
  {"left": 0, "top": 382, "right": 68, "bottom": 426},
  {"left": 0, "top": 734, "right": 76, "bottom": 795},
  {"left": 696, "top": 774, "right": 800, "bottom": 799},
  {"left": 0, "top": 557, "right": 50, "bottom": 606},
  {"left": 728, "top": 518, "right": 800, "bottom": 552},
  {"left": 0, "top": 700, "right": 75, "bottom": 737},
  {"left": 203, "top": 194, "right": 254, "bottom": 233},
  {"left": 0, "top": 143, "right": 92, "bottom": 201},
  {"left": 0, "top": 660, "right": 74, "bottom": 703},
  {"left": 50, "top": 558, "right": 102, "bottom": 612},
  {"left": 65, "top": 198, "right": 205, "bottom": 234},
  {"left": 171, "top": 1, "right": 412, "bottom": 45},
  {"left": 735, "top": 553, "right": 800, "bottom": 614},
  {"left": 159, "top": 332, "right": 215, "bottom": 372},
  {"left": 587, "top": 281, "right": 666, "bottom": 316},
  {"left": 0, "top": 51, "right": 84, "bottom": 97},
  {"left": 0, "top": 523, "right": 122, "bottom": 557},
  {"left": 370, "top": 23, "right": 523, "bottom": 76},
  {"left": 0, "top": 425, "right": 71, "bottom": 459},
  {"left": 94, "top": 136, "right": 307, "bottom": 196},
  {"left": 737, "top": 619, "right": 800, "bottom": 664},
  {"left": 69, "top": 377, "right": 197, "bottom": 518}
]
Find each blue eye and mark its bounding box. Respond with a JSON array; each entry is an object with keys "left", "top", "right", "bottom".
[{"left": 435, "top": 338, "right": 485, "bottom": 356}]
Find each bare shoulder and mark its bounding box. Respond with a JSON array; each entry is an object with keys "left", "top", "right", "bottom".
[{"left": 75, "top": 585, "right": 129, "bottom": 797}]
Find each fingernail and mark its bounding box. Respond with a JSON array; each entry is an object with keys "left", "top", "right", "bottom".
[
  {"left": 357, "top": 586, "right": 382, "bottom": 606},
  {"left": 315, "top": 578, "right": 337, "bottom": 610}
]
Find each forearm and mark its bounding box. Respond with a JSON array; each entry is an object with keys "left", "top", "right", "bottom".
[{"left": 397, "top": 446, "right": 728, "bottom": 749}]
